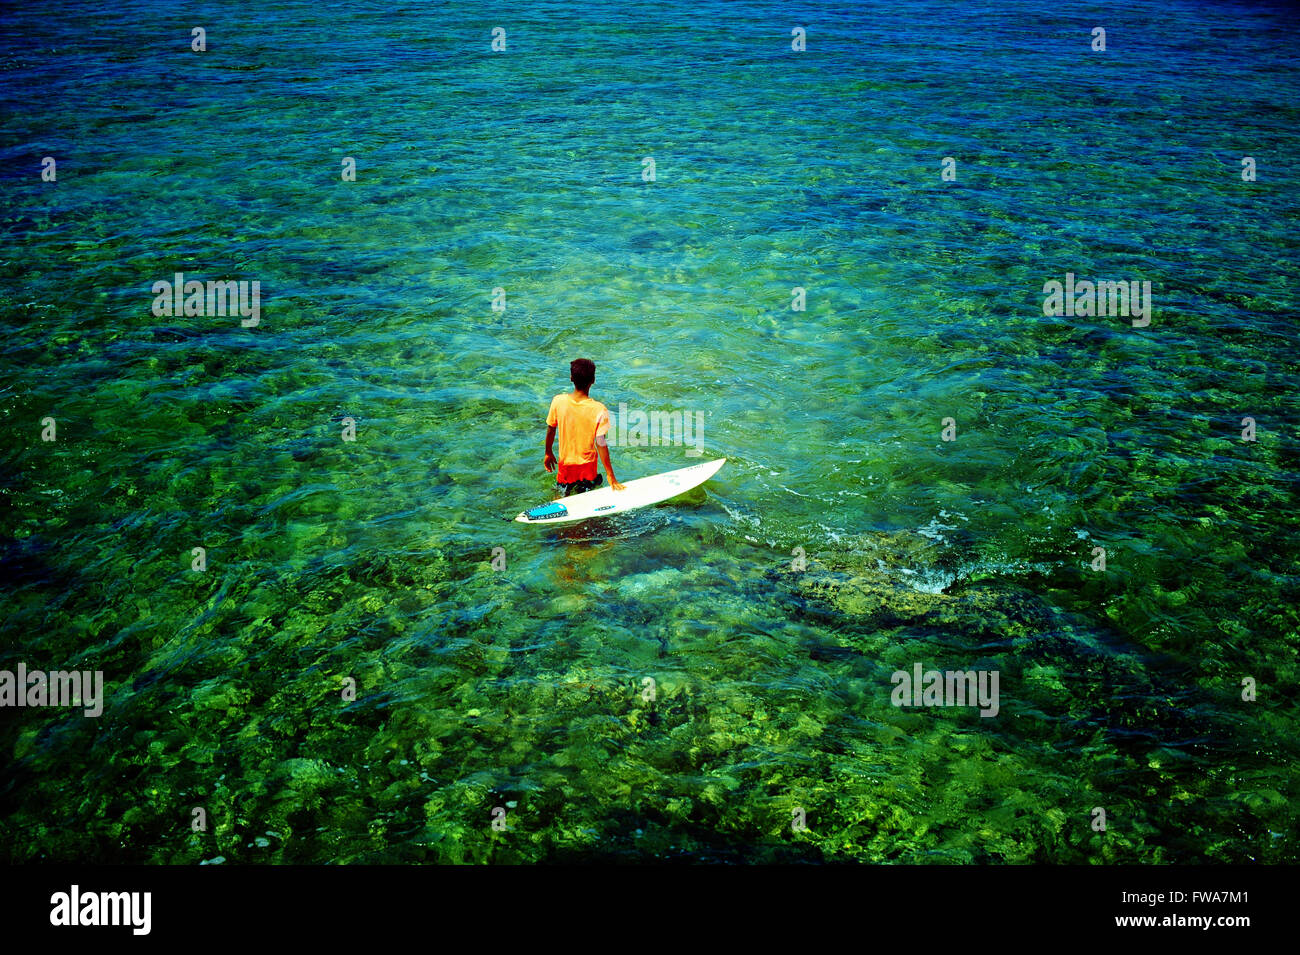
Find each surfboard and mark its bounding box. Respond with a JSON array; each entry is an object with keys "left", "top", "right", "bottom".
[{"left": 515, "top": 458, "right": 726, "bottom": 525}]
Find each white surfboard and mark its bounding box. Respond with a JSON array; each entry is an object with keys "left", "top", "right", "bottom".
[{"left": 515, "top": 458, "right": 726, "bottom": 525}]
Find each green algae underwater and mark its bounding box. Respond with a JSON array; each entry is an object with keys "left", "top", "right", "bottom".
[{"left": 2, "top": 0, "right": 1300, "bottom": 863}]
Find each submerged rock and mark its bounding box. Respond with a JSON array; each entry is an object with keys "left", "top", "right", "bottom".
[
  {"left": 777, "top": 529, "right": 1059, "bottom": 641},
  {"left": 275, "top": 757, "right": 338, "bottom": 789}
]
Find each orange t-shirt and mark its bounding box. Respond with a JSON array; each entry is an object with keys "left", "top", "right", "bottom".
[{"left": 547, "top": 393, "right": 610, "bottom": 483}]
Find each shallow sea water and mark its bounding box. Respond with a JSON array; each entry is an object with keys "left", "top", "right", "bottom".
[{"left": 1, "top": 0, "right": 1297, "bottom": 862}]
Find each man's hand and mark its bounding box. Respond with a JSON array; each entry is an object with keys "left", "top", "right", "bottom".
[
  {"left": 544, "top": 424, "right": 557, "bottom": 473},
  {"left": 595, "top": 432, "right": 623, "bottom": 490}
]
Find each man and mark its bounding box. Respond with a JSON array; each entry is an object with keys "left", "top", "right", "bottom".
[{"left": 544, "top": 358, "right": 625, "bottom": 497}]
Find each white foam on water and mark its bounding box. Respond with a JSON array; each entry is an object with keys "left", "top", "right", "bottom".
[
  {"left": 900, "top": 567, "right": 958, "bottom": 594},
  {"left": 917, "top": 516, "right": 960, "bottom": 543},
  {"left": 719, "top": 500, "right": 761, "bottom": 529}
]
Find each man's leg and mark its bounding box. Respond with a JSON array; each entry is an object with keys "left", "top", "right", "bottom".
[{"left": 558, "top": 473, "right": 603, "bottom": 498}]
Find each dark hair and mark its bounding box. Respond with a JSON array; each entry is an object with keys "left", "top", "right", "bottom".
[{"left": 570, "top": 358, "right": 595, "bottom": 390}]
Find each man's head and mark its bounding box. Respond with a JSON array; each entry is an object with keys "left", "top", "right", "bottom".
[{"left": 570, "top": 358, "right": 595, "bottom": 392}]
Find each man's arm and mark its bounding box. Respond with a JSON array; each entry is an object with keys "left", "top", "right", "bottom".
[
  {"left": 595, "top": 434, "right": 625, "bottom": 490},
  {"left": 544, "top": 424, "right": 557, "bottom": 472}
]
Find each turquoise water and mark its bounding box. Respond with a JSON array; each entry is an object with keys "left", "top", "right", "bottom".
[{"left": 2, "top": 0, "right": 1298, "bottom": 862}]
